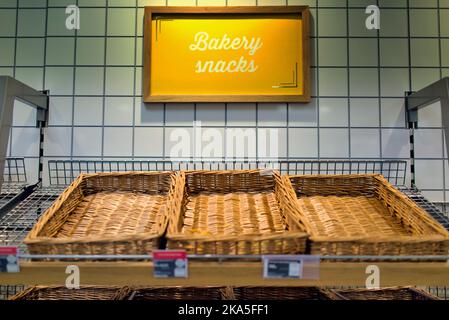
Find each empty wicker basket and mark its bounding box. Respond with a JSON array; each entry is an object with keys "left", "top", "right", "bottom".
[
  {"left": 126, "top": 286, "right": 233, "bottom": 300},
  {"left": 285, "top": 174, "right": 449, "bottom": 256},
  {"left": 24, "top": 172, "right": 177, "bottom": 255},
  {"left": 228, "top": 286, "right": 339, "bottom": 300},
  {"left": 10, "top": 285, "right": 131, "bottom": 300},
  {"left": 166, "top": 170, "right": 309, "bottom": 254},
  {"left": 330, "top": 286, "right": 439, "bottom": 300}
]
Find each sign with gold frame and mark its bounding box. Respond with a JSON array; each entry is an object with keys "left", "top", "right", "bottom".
[{"left": 143, "top": 6, "right": 310, "bottom": 103}]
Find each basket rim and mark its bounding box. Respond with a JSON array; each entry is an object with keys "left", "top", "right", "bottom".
[
  {"left": 283, "top": 174, "right": 449, "bottom": 252},
  {"left": 166, "top": 170, "right": 309, "bottom": 242},
  {"left": 24, "top": 171, "right": 176, "bottom": 245}
]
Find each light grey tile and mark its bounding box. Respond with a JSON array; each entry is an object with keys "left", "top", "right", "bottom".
[
  {"left": 350, "top": 129, "right": 380, "bottom": 158},
  {"left": 380, "top": 9, "right": 408, "bottom": 37},
  {"left": 109, "top": 0, "right": 135, "bottom": 6},
  {"left": 349, "top": 38, "right": 378, "bottom": 67},
  {"left": 319, "top": 129, "right": 349, "bottom": 158},
  {"left": 134, "top": 127, "right": 164, "bottom": 157},
  {"left": 380, "top": 68, "right": 409, "bottom": 97},
  {"left": 410, "top": 9, "right": 438, "bottom": 37},
  {"left": 441, "top": 9, "right": 449, "bottom": 37},
  {"left": 45, "top": 67, "right": 74, "bottom": 95},
  {"left": 417, "top": 100, "right": 442, "bottom": 127},
  {"left": 46, "top": 37, "right": 75, "bottom": 66},
  {"left": 0, "top": 39, "right": 15, "bottom": 65},
  {"left": 348, "top": 0, "right": 373, "bottom": 7},
  {"left": 380, "top": 39, "right": 409, "bottom": 67},
  {"left": 165, "top": 104, "right": 195, "bottom": 126},
  {"left": 0, "top": 1, "right": 17, "bottom": 7},
  {"left": 288, "top": 100, "right": 317, "bottom": 127},
  {"left": 134, "top": 99, "right": 164, "bottom": 126},
  {"left": 0, "top": 68, "right": 14, "bottom": 77},
  {"left": 136, "top": 7, "right": 144, "bottom": 37},
  {"left": 225, "top": 127, "right": 257, "bottom": 159},
  {"left": 318, "top": 38, "right": 347, "bottom": 66},
  {"left": 19, "top": 0, "right": 46, "bottom": 6},
  {"left": 319, "top": 98, "right": 348, "bottom": 127},
  {"left": 76, "top": 38, "right": 105, "bottom": 65},
  {"left": 78, "top": 8, "right": 106, "bottom": 36},
  {"left": 106, "top": 37, "right": 135, "bottom": 66},
  {"left": 415, "top": 159, "right": 444, "bottom": 189},
  {"left": 348, "top": 8, "right": 377, "bottom": 37},
  {"left": 11, "top": 127, "right": 40, "bottom": 157},
  {"left": 227, "top": 103, "right": 256, "bottom": 126},
  {"left": 381, "top": 98, "right": 406, "bottom": 128},
  {"left": 44, "top": 127, "right": 72, "bottom": 157},
  {"left": 258, "top": 128, "right": 286, "bottom": 158},
  {"left": 288, "top": 128, "right": 318, "bottom": 158},
  {"left": 381, "top": 129, "right": 409, "bottom": 158},
  {"left": 17, "top": 9, "right": 45, "bottom": 36},
  {"left": 105, "top": 67, "right": 134, "bottom": 96},
  {"left": 165, "top": 127, "right": 193, "bottom": 159},
  {"left": 196, "top": 104, "right": 226, "bottom": 126},
  {"left": 16, "top": 38, "right": 45, "bottom": 66},
  {"left": 319, "top": 0, "right": 346, "bottom": 6},
  {"left": 15, "top": 67, "right": 43, "bottom": 90},
  {"left": 24, "top": 158, "right": 39, "bottom": 184},
  {"left": 350, "top": 98, "right": 379, "bottom": 127},
  {"left": 318, "top": 9, "right": 347, "bottom": 37},
  {"left": 258, "top": 103, "right": 287, "bottom": 127},
  {"left": 48, "top": 0, "right": 75, "bottom": 5},
  {"left": 0, "top": 9, "right": 16, "bottom": 36},
  {"left": 411, "top": 39, "right": 439, "bottom": 67},
  {"left": 48, "top": 97, "right": 73, "bottom": 126},
  {"left": 411, "top": 68, "right": 440, "bottom": 91},
  {"left": 350, "top": 68, "right": 379, "bottom": 97},
  {"left": 410, "top": 0, "right": 437, "bottom": 6},
  {"left": 104, "top": 97, "right": 134, "bottom": 126},
  {"left": 47, "top": 8, "right": 75, "bottom": 36},
  {"left": 13, "top": 100, "right": 37, "bottom": 127},
  {"left": 442, "top": 40, "right": 449, "bottom": 67},
  {"left": 197, "top": 127, "right": 225, "bottom": 159},
  {"left": 107, "top": 8, "right": 135, "bottom": 36},
  {"left": 73, "top": 127, "right": 102, "bottom": 157},
  {"left": 75, "top": 67, "right": 104, "bottom": 95},
  {"left": 74, "top": 97, "right": 103, "bottom": 125},
  {"left": 414, "top": 129, "right": 443, "bottom": 158},
  {"left": 134, "top": 67, "right": 142, "bottom": 96},
  {"left": 319, "top": 68, "right": 348, "bottom": 96},
  {"left": 78, "top": 0, "right": 106, "bottom": 5},
  {"left": 103, "top": 127, "right": 133, "bottom": 157}
]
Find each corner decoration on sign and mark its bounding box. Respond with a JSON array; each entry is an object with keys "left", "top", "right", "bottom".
[{"left": 143, "top": 6, "right": 311, "bottom": 103}]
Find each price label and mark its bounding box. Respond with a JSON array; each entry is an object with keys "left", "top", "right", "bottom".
[
  {"left": 153, "top": 250, "right": 188, "bottom": 278},
  {"left": 0, "top": 247, "right": 19, "bottom": 273},
  {"left": 262, "top": 255, "right": 304, "bottom": 279}
]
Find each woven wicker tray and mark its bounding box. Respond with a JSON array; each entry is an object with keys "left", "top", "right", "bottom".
[
  {"left": 10, "top": 285, "right": 131, "bottom": 300},
  {"left": 330, "top": 286, "right": 439, "bottom": 300},
  {"left": 166, "top": 170, "right": 309, "bottom": 254},
  {"left": 126, "top": 286, "right": 234, "bottom": 300},
  {"left": 24, "top": 172, "right": 176, "bottom": 255},
  {"left": 285, "top": 174, "right": 449, "bottom": 256},
  {"left": 228, "top": 286, "right": 339, "bottom": 300}
]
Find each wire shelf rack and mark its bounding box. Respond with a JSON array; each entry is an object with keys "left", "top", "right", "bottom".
[
  {"left": 0, "top": 158, "right": 27, "bottom": 208},
  {"left": 0, "top": 285, "right": 25, "bottom": 300},
  {"left": 48, "top": 159, "right": 408, "bottom": 186}
]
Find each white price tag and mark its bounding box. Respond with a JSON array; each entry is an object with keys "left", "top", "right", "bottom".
[{"left": 262, "top": 255, "right": 304, "bottom": 279}]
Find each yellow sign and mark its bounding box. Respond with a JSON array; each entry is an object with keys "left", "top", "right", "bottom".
[{"left": 143, "top": 7, "right": 310, "bottom": 102}]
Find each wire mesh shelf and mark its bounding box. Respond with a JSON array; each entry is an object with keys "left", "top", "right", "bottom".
[
  {"left": 400, "top": 188, "right": 449, "bottom": 231},
  {"left": 0, "top": 158, "right": 27, "bottom": 208},
  {"left": 0, "top": 285, "right": 26, "bottom": 300},
  {"left": 48, "top": 159, "right": 408, "bottom": 186},
  {"left": 0, "top": 186, "right": 64, "bottom": 252}
]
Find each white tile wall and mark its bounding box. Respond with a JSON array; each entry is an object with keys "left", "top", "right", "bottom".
[{"left": 0, "top": 1, "right": 448, "bottom": 203}]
